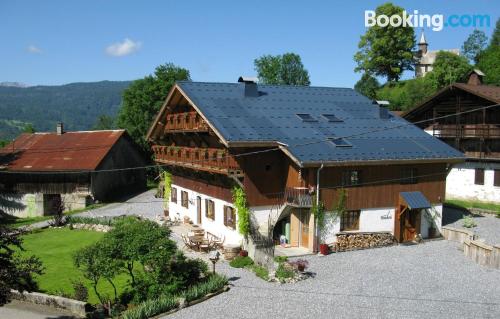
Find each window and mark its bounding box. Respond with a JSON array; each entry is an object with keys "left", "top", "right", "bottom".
[
  {"left": 342, "top": 170, "right": 361, "bottom": 186},
  {"left": 224, "top": 206, "right": 236, "bottom": 229},
  {"left": 340, "top": 210, "right": 360, "bottom": 231},
  {"left": 495, "top": 170, "right": 500, "bottom": 187},
  {"left": 205, "top": 199, "right": 215, "bottom": 220},
  {"left": 474, "top": 168, "right": 485, "bottom": 185},
  {"left": 296, "top": 113, "right": 317, "bottom": 122},
  {"left": 181, "top": 191, "right": 189, "bottom": 208},
  {"left": 322, "top": 114, "right": 343, "bottom": 122},
  {"left": 327, "top": 137, "right": 352, "bottom": 147},
  {"left": 171, "top": 187, "right": 177, "bottom": 203},
  {"left": 401, "top": 168, "right": 418, "bottom": 184}
]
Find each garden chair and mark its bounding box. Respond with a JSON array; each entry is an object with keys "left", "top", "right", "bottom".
[{"left": 213, "top": 235, "right": 225, "bottom": 250}]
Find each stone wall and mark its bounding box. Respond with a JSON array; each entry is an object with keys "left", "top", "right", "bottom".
[{"left": 10, "top": 289, "right": 90, "bottom": 317}]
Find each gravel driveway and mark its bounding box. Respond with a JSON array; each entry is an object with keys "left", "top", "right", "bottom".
[{"left": 167, "top": 240, "right": 500, "bottom": 319}]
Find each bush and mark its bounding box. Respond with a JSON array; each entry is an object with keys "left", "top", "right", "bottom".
[
  {"left": 72, "top": 280, "right": 88, "bottom": 302},
  {"left": 229, "top": 256, "right": 254, "bottom": 268},
  {"left": 496, "top": 211, "right": 500, "bottom": 219},
  {"left": 463, "top": 215, "right": 477, "bottom": 228},
  {"left": 273, "top": 256, "right": 288, "bottom": 263},
  {"left": 275, "top": 263, "right": 295, "bottom": 280},
  {"left": 181, "top": 274, "right": 228, "bottom": 302},
  {"left": 248, "top": 264, "right": 269, "bottom": 280},
  {"left": 122, "top": 294, "right": 178, "bottom": 319}
]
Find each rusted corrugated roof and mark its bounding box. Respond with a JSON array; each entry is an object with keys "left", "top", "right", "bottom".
[
  {"left": 0, "top": 130, "right": 125, "bottom": 171},
  {"left": 453, "top": 83, "right": 500, "bottom": 103}
]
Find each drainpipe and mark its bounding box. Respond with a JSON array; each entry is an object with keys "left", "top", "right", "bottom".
[{"left": 315, "top": 163, "right": 324, "bottom": 252}]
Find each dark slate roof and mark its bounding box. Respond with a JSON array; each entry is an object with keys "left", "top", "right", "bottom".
[
  {"left": 177, "top": 81, "right": 464, "bottom": 165},
  {"left": 400, "top": 191, "right": 431, "bottom": 209}
]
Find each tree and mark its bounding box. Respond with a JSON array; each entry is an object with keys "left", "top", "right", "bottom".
[
  {"left": 0, "top": 225, "right": 44, "bottom": 306},
  {"left": 254, "top": 53, "right": 310, "bottom": 85},
  {"left": 477, "top": 46, "right": 500, "bottom": 85},
  {"left": 426, "top": 51, "right": 472, "bottom": 89},
  {"left": 354, "top": 2, "right": 415, "bottom": 82},
  {"left": 489, "top": 18, "right": 500, "bottom": 47},
  {"left": 117, "top": 63, "right": 190, "bottom": 150},
  {"left": 93, "top": 115, "right": 116, "bottom": 130},
  {"left": 22, "top": 123, "right": 35, "bottom": 133},
  {"left": 461, "top": 29, "right": 488, "bottom": 63},
  {"left": 354, "top": 73, "right": 380, "bottom": 99}
]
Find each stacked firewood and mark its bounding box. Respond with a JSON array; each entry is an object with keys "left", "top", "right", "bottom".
[{"left": 335, "top": 232, "right": 395, "bottom": 252}]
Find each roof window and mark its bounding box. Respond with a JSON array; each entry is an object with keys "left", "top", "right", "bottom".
[
  {"left": 296, "top": 113, "right": 317, "bottom": 122},
  {"left": 322, "top": 114, "right": 343, "bottom": 122}
]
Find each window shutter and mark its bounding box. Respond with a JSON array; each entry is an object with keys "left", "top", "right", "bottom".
[
  {"left": 494, "top": 170, "right": 500, "bottom": 187},
  {"left": 223, "top": 206, "right": 228, "bottom": 226},
  {"left": 474, "top": 169, "right": 485, "bottom": 185}
]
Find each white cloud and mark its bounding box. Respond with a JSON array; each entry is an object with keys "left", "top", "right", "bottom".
[
  {"left": 105, "top": 38, "right": 141, "bottom": 57},
  {"left": 27, "top": 45, "right": 42, "bottom": 54}
]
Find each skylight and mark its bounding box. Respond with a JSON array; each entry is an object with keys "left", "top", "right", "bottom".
[
  {"left": 322, "top": 114, "right": 343, "bottom": 122},
  {"left": 327, "top": 137, "right": 352, "bottom": 147},
  {"left": 296, "top": 113, "right": 317, "bottom": 122}
]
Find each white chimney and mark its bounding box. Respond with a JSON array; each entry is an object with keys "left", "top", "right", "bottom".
[{"left": 56, "top": 122, "right": 64, "bottom": 135}]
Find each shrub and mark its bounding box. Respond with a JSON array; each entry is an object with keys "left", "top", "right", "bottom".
[
  {"left": 496, "top": 211, "right": 500, "bottom": 219},
  {"left": 248, "top": 264, "right": 269, "bottom": 280},
  {"left": 229, "top": 256, "right": 254, "bottom": 268},
  {"left": 463, "top": 215, "right": 477, "bottom": 228},
  {"left": 122, "top": 294, "right": 178, "bottom": 319},
  {"left": 72, "top": 280, "right": 88, "bottom": 302},
  {"left": 273, "top": 256, "right": 288, "bottom": 263},
  {"left": 67, "top": 216, "right": 116, "bottom": 226},
  {"left": 289, "top": 259, "right": 309, "bottom": 271},
  {"left": 181, "top": 274, "right": 228, "bottom": 302},
  {"left": 275, "top": 263, "right": 295, "bottom": 280}
]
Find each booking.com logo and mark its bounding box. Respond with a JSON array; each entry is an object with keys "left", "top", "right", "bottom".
[{"left": 365, "top": 10, "right": 491, "bottom": 31}]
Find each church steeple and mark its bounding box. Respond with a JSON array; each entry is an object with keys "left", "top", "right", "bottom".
[{"left": 418, "top": 30, "right": 428, "bottom": 55}]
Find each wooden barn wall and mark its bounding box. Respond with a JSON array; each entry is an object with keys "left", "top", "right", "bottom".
[
  {"left": 319, "top": 163, "right": 447, "bottom": 210},
  {"left": 172, "top": 174, "right": 233, "bottom": 203},
  {"left": 238, "top": 150, "right": 304, "bottom": 206}
]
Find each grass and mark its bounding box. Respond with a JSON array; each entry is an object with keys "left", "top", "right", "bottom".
[
  {"left": 2, "top": 203, "right": 105, "bottom": 228},
  {"left": 247, "top": 264, "right": 269, "bottom": 280},
  {"left": 18, "top": 227, "right": 129, "bottom": 304},
  {"left": 446, "top": 199, "right": 500, "bottom": 213},
  {"left": 229, "top": 256, "right": 254, "bottom": 268}
]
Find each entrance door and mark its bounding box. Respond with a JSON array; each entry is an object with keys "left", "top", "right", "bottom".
[
  {"left": 299, "top": 210, "right": 310, "bottom": 248},
  {"left": 397, "top": 208, "right": 420, "bottom": 242},
  {"left": 196, "top": 196, "right": 202, "bottom": 224}
]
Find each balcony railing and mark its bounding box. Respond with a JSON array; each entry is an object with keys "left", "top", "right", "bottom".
[
  {"left": 430, "top": 124, "right": 500, "bottom": 139},
  {"left": 276, "top": 187, "right": 313, "bottom": 207},
  {"left": 152, "top": 145, "right": 241, "bottom": 175},
  {"left": 164, "top": 112, "right": 209, "bottom": 132}
]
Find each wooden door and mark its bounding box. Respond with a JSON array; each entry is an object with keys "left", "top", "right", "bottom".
[
  {"left": 196, "top": 196, "right": 202, "bottom": 224},
  {"left": 299, "top": 210, "right": 310, "bottom": 248},
  {"left": 402, "top": 209, "right": 420, "bottom": 242}
]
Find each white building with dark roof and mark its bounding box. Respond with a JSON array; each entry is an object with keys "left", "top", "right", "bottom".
[{"left": 415, "top": 31, "right": 460, "bottom": 78}]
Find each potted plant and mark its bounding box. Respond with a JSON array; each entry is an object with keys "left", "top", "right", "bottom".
[
  {"left": 313, "top": 189, "right": 346, "bottom": 256},
  {"left": 292, "top": 259, "right": 309, "bottom": 272},
  {"left": 239, "top": 249, "right": 248, "bottom": 257}
]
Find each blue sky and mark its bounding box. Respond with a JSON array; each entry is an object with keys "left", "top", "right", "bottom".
[{"left": 0, "top": 0, "right": 498, "bottom": 87}]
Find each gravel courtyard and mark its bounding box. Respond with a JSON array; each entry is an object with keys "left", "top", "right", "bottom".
[
  {"left": 443, "top": 205, "right": 500, "bottom": 245},
  {"left": 167, "top": 240, "right": 500, "bottom": 319}
]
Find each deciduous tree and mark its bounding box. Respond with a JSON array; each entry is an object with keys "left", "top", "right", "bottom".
[
  {"left": 354, "top": 2, "right": 415, "bottom": 82},
  {"left": 425, "top": 51, "right": 472, "bottom": 89},
  {"left": 461, "top": 29, "right": 488, "bottom": 63},
  {"left": 117, "top": 63, "right": 190, "bottom": 150},
  {"left": 354, "top": 73, "right": 380, "bottom": 99},
  {"left": 254, "top": 53, "right": 310, "bottom": 85}
]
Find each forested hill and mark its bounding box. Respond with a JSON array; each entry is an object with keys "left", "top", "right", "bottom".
[{"left": 0, "top": 80, "right": 131, "bottom": 140}]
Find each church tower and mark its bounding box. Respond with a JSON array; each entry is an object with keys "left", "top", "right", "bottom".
[{"left": 418, "top": 31, "right": 428, "bottom": 55}]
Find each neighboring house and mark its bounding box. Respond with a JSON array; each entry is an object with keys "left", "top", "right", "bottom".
[
  {"left": 147, "top": 78, "right": 463, "bottom": 254},
  {"left": 403, "top": 70, "right": 500, "bottom": 203},
  {"left": 415, "top": 31, "right": 460, "bottom": 78},
  {"left": 0, "top": 124, "right": 147, "bottom": 217}
]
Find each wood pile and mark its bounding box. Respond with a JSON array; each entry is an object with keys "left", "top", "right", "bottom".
[{"left": 335, "top": 232, "right": 395, "bottom": 252}]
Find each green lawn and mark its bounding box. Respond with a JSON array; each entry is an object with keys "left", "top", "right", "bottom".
[
  {"left": 3, "top": 203, "right": 105, "bottom": 228},
  {"left": 19, "top": 228, "right": 130, "bottom": 304},
  {"left": 446, "top": 199, "right": 500, "bottom": 213}
]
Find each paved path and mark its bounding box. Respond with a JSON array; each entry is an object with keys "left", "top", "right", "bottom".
[
  {"left": 166, "top": 240, "right": 500, "bottom": 319},
  {"left": 0, "top": 300, "right": 75, "bottom": 319}
]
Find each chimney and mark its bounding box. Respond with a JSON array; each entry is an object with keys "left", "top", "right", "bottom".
[
  {"left": 467, "top": 69, "right": 485, "bottom": 86},
  {"left": 56, "top": 122, "right": 64, "bottom": 135},
  {"left": 238, "top": 76, "right": 259, "bottom": 97}
]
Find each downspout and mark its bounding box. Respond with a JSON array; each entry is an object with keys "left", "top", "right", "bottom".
[{"left": 315, "top": 163, "right": 324, "bottom": 252}]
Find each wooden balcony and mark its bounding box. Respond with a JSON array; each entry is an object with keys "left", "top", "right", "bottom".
[
  {"left": 276, "top": 187, "right": 313, "bottom": 207},
  {"left": 430, "top": 124, "right": 500, "bottom": 139},
  {"left": 152, "top": 145, "right": 242, "bottom": 175},
  {"left": 164, "top": 112, "right": 209, "bottom": 133}
]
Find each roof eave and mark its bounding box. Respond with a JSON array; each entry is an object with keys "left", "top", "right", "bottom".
[{"left": 300, "top": 157, "right": 465, "bottom": 168}]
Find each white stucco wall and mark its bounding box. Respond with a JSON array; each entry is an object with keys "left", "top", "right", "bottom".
[
  {"left": 446, "top": 164, "right": 500, "bottom": 203},
  {"left": 1, "top": 193, "right": 38, "bottom": 218},
  {"left": 169, "top": 184, "right": 243, "bottom": 246},
  {"left": 420, "top": 204, "right": 443, "bottom": 238},
  {"left": 324, "top": 204, "right": 443, "bottom": 243}
]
